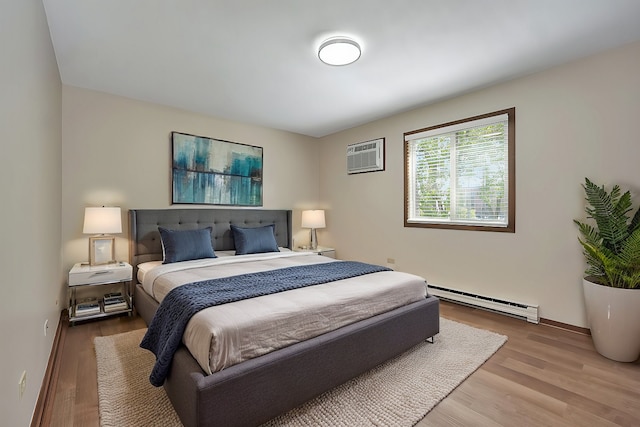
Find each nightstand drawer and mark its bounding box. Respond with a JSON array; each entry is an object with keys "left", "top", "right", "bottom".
[
  {"left": 317, "top": 249, "right": 336, "bottom": 258},
  {"left": 69, "top": 263, "right": 132, "bottom": 286},
  {"left": 293, "top": 246, "right": 336, "bottom": 259}
]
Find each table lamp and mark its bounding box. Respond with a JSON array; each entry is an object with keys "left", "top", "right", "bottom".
[
  {"left": 83, "top": 206, "right": 122, "bottom": 265},
  {"left": 301, "top": 210, "right": 326, "bottom": 250}
]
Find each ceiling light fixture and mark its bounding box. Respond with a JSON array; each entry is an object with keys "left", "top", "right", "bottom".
[{"left": 318, "top": 37, "right": 361, "bottom": 66}]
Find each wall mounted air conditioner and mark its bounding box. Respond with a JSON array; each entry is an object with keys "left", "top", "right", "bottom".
[{"left": 346, "top": 138, "right": 385, "bottom": 174}]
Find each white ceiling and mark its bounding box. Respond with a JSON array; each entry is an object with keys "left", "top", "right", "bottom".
[{"left": 43, "top": 0, "right": 640, "bottom": 137}]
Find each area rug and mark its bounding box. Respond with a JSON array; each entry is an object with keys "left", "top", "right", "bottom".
[{"left": 95, "top": 318, "right": 507, "bottom": 427}]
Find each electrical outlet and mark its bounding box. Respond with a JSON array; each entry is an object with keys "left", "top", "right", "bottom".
[
  {"left": 44, "top": 319, "right": 49, "bottom": 337},
  {"left": 19, "top": 371, "right": 26, "bottom": 399}
]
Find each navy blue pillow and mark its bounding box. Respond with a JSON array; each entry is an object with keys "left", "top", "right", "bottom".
[
  {"left": 230, "top": 224, "right": 280, "bottom": 255},
  {"left": 158, "top": 227, "right": 217, "bottom": 264}
]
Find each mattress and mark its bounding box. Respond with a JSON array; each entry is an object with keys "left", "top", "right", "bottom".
[{"left": 140, "top": 251, "right": 428, "bottom": 374}]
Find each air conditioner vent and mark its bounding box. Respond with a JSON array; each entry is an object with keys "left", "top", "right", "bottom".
[{"left": 347, "top": 138, "right": 385, "bottom": 174}]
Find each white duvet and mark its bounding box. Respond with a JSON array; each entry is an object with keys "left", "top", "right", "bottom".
[{"left": 140, "top": 251, "right": 427, "bottom": 374}]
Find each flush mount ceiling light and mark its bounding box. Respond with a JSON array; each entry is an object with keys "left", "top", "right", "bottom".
[{"left": 318, "top": 37, "right": 361, "bottom": 66}]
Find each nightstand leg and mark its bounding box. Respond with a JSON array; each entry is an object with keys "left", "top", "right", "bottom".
[
  {"left": 128, "top": 281, "right": 134, "bottom": 316},
  {"left": 69, "top": 287, "right": 77, "bottom": 326}
]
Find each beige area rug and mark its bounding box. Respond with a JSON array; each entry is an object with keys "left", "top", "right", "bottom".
[{"left": 95, "top": 318, "right": 507, "bottom": 427}]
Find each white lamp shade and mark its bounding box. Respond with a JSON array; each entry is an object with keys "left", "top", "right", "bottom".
[
  {"left": 83, "top": 207, "right": 122, "bottom": 234},
  {"left": 301, "top": 210, "right": 326, "bottom": 229}
]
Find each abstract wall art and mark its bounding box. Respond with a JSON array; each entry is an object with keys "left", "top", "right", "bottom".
[{"left": 171, "top": 132, "right": 263, "bottom": 206}]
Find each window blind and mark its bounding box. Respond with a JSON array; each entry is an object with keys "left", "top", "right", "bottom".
[{"left": 406, "top": 112, "right": 509, "bottom": 227}]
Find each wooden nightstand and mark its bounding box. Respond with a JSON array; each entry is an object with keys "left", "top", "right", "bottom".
[
  {"left": 294, "top": 246, "right": 336, "bottom": 259},
  {"left": 68, "top": 262, "right": 133, "bottom": 325}
]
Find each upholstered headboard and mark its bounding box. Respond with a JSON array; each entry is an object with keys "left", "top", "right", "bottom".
[{"left": 128, "top": 208, "right": 292, "bottom": 281}]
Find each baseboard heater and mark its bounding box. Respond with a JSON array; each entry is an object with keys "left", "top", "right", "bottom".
[{"left": 428, "top": 284, "right": 539, "bottom": 324}]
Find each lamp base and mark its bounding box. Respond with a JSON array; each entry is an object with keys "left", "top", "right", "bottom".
[
  {"left": 89, "top": 235, "right": 116, "bottom": 266},
  {"left": 310, "top": 229, "right": 318, "bottom": 250}
]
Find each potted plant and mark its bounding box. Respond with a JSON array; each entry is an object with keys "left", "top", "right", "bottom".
[{"left": 574, "top": 178, "right": 640, "bottom": 362}]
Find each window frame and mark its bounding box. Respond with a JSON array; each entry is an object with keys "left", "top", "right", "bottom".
[{"left": 404, "top": 107, "right": 516, "bottom": 232}]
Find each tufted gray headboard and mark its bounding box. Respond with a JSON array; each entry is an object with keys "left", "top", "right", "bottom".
[{"left": 128, "top": 208, "right": 292, "bottom": 281}]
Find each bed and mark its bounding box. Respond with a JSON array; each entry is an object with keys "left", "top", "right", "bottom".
[{"left": 129, "top": 208, "right": 440, "bottom": 427}]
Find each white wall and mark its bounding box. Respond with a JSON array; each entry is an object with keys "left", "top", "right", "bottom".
[
  {"left": 0, "top": 1, "right": 62, "bottom": 425},
  {"left": 61, "top": 86, "right": 321, "bottom": 275},
  {"left": 318, "top": 41, "right": 640, "bottom": 327}
]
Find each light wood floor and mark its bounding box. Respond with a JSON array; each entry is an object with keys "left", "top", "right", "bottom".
[{"left": 47, "top": 302, "right": 640, "bottom": 426}]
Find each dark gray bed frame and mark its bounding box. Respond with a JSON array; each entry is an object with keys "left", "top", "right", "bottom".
[{"left": 129, "top": 208, "right": 440, "bottom": 427}]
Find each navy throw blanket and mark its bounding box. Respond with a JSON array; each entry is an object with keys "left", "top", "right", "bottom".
[{"left": 140, "top": 261, "right": 391, "bottom": 386}]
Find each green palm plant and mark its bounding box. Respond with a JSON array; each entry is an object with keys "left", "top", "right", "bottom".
[{"left": 574, "top": 178, "right": 640, "bottom": 288}]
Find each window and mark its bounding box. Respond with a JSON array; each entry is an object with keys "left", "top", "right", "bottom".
[{"left": 404, "top": 108, "right": 515, "bottom": 232}]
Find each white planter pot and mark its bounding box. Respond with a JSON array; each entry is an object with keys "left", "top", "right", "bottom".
[{"left": 582, "top": 278, "right": 640, "bottom": 362}]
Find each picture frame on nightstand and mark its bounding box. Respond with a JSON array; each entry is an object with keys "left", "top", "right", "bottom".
[{"left": 89, "top": 236, "right": 115, "bottom": 265}]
